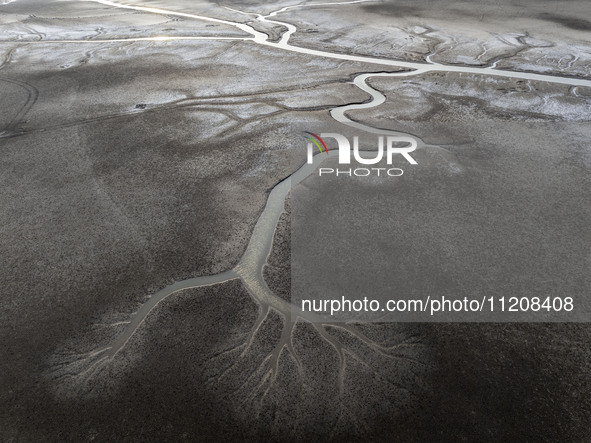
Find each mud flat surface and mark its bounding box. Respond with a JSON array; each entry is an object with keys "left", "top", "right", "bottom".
[{"left": 1, "top": 0, "right": 590, "bottom": 441}]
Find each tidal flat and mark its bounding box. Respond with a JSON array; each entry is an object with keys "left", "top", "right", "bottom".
[{"left": 1, "top": 0, "right": 590, "bottom": 441}]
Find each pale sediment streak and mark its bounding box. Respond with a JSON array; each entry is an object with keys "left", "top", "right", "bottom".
[
  {"left": 92, "top": 0, "right": 269, "bottom": 42},
  {"left": 6, "top": 37, "right": 252, "bottom": 43}
]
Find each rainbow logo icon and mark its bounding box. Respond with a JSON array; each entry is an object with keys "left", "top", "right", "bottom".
[{"left": 302, "top": 131, "right": 328, "bottom": 155}]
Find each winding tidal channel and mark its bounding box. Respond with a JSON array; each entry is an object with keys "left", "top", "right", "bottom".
[{"left": 28, "top": 0, "right": 591, "bottom": 377}]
